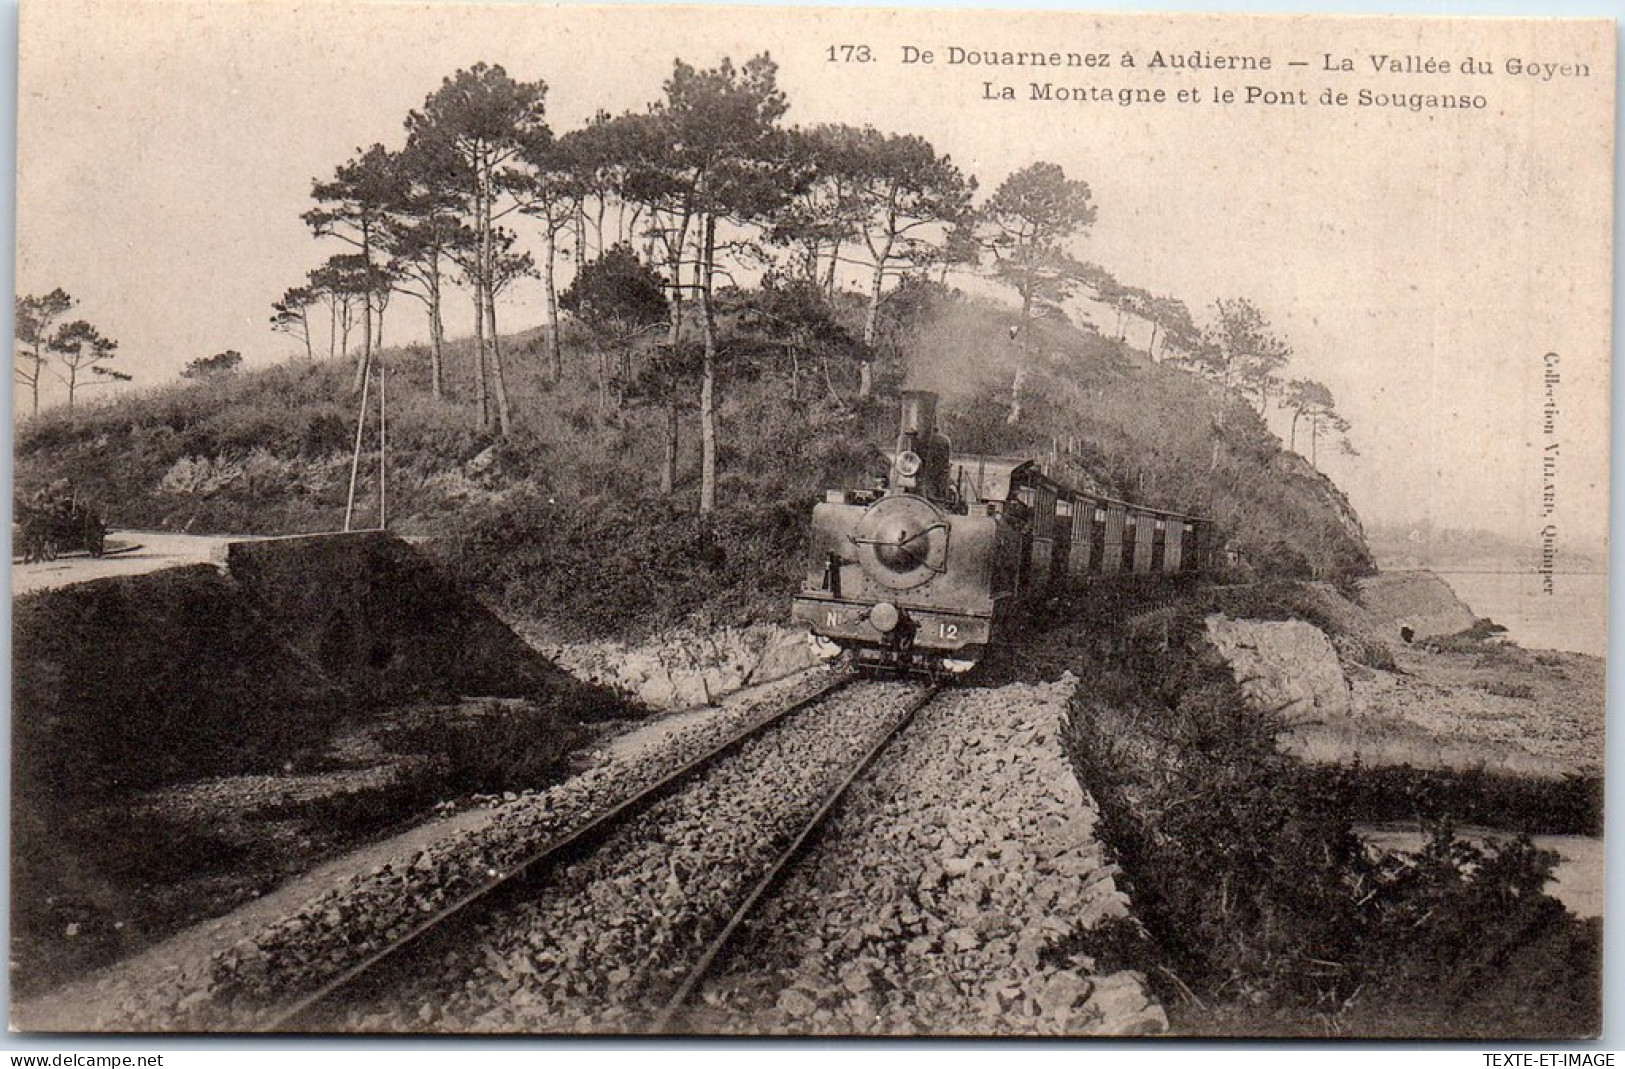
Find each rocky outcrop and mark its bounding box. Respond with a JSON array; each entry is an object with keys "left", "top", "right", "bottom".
[
  {"left": 1202, "top": 584, "right": 1601, "bottom": 779},
  {"left": 1203, "top": 614, "right": 1351, "bottom": 723},
  {"left": 541, "top": 623, "right": 827, "bottom": 710},
  {"left": 1356, "top": 570, "right": 1480, "bottom": 640}
]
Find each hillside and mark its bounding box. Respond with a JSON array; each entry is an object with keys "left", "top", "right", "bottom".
[
  {"left": 14, "top": 289, "right": 1374, "bottom": 641},
  {"left": 1366, "top": 521, "right": 1607, "bottom": 574}
]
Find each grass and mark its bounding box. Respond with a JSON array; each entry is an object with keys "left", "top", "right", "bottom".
[{"left": 11, "top": 802, "right": 263, "bottom": 995}]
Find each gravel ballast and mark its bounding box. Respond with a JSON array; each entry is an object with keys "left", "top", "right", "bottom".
[
  {"left": 325, "top": 679, "right": 929, "bottom": 1032},
  {"left": 690, "top": 675, "right": 1167, "bottom": 1036}
]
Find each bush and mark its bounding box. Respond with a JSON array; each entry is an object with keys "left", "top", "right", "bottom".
[
  {"left": 433, "top": 487, "right": 811, "bottom": 641},
  {"left": 380, "top": 699, "right": 588, "bottom": 797},
  {"left": 1334, "top": 633, "right": 1397, "bottom": 671},
  {"left": 1297, "top": 764, "right": 1601, "bottom": 837},
  {"left": 1062, "top": 609, "right": 1600, "bottom": 1036}
]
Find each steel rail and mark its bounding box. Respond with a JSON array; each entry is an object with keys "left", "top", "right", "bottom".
[
  {"left": 651, "top": 683, "right": 941, "bottom": 1033},
  {"left": 266, "top": 673, "right": 856, "bottom": 1031}
]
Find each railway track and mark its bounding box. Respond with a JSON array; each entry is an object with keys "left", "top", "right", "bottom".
[
  {"left": 652, "top": 682, "right": 936, "bottom": 1032},
  {"left": 273, "top": 675, "right": 937, "bottom": 1033}
]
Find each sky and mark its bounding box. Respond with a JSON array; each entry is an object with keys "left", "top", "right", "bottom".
[{"left": 13, "top": 0, "right": 1614, "bottom": 555}]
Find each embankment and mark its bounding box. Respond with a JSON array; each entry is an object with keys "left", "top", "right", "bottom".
[
  {"left": 532, "top": 621, "right": 825, "bottom": 710},
  {"left": 11, "top": 532, "right": 630, "bottom": 995},
  {"left": 14, "top": 532, "right": 615, "bottom": 800}
]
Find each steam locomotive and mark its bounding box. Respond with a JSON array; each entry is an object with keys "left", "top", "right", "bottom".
[{"left": 791, "top": 390, "right": 1208, "bottom": 673}]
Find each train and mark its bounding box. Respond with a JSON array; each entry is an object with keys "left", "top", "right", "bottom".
[{"left": 791, "top": 390, "right": 1209, "bottom": 674}]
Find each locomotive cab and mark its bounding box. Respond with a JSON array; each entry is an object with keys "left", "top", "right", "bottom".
[{"left": 793, "top": 389, "right": 1210, "bottom": 675}]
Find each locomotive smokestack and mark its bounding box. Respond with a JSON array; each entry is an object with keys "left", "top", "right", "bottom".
[
  {"left": 899, "top": 390, "right": 939, "bottom": 441},
  {"left": 893, "top": 390, "right": 950, "bottom": 500}
]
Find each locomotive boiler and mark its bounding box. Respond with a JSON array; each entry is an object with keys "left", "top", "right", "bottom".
[{"left": 791, "top": 390, "right": 1207, "bottom": 673}]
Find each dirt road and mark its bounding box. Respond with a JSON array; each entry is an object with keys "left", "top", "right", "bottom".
[{"left": 11, "top": 530, "right": 266, "bottom": 596}]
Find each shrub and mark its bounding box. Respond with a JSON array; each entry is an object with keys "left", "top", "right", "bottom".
[
  {"left": 380, "top": 699, "right": 588, "bottom": 797},
  {"left": 433, "top": 487, "right": 812, "bottom": 641},
  {"left": 1333, "top": 633, "right": 1397, "bottom": 671},
  {"left": 1062, "top": 608, "right": 1600, "bottom": 1036}
]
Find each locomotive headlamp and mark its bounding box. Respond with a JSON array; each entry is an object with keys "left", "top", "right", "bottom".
[
  {"left": 870, "top": 601, "right": 901, "bottom": 633},
  {"left": 895, "top": 451, "right": 923, "bottom": 478}
]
